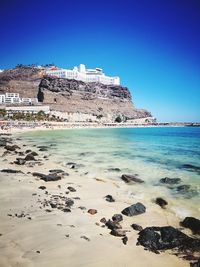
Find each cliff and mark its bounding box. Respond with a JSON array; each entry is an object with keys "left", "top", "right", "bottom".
[
  {"left": 38, "top": 76, "right": 152, "bottom": 121},
  {"left": 0, "top": 66, "right": 153, "bottom": 122}
]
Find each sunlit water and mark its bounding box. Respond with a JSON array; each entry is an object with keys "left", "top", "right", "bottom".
[{"left": 21, "top": 127, "right": 200, "bottom": 219}]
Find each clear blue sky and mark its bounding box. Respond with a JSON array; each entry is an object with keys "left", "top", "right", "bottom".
[{"left": 0, "top": 0, "right": 200, "bottom": 122}]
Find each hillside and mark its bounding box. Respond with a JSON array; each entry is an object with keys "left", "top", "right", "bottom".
[{"left": 0, "top": 66, "right": 153, "bottom": 122}]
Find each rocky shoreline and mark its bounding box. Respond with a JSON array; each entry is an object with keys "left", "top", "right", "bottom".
[{"left": 0, "top": 132, "right": 199, "bottom": 267}]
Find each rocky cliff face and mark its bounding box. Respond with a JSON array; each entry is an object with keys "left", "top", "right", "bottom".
[
  {"left": 38, "top": 76, "right": 152, "bottom": 120},
  {"left": 0, "top": 66, "right": 153, "bottom": 122}
]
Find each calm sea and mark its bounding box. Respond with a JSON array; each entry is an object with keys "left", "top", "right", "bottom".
[{"left": 22, "top": 127, "right": 200, "bottom": 218}]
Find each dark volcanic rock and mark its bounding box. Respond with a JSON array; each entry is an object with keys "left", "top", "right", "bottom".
[
  {"left": 38, "top": 186, "right": 46, "bottom": 190},
  {"left": 106, "top": 219, "right": 122, "bottom": 230},
  {"left": 105, "top": 195, "right": 115, "bottom": 202},
  {"left": 1, "top": 169, "right": 23, "bottom": 174},
  {"left": 15, "top": 158, "right": 26, "bottom": 165},
  {"left": 112, "top": 214, "right": 123, "bottom": 223},
  {"left": 190, "top": 259, "right": 200, "bottom": 267},
  {"left": 181, "top": 164, "right": 200, "bottom": 172},
  {"left": 65, "top": 198, "right": 74, "bottom": 208},
  {"left": 107, "top": 168, "right": 121, "bottom": 172},
  {"left": 49, "top": 169, "right": 65, "bottom": 174},
  {"left": 0, "top": 140, "right": 7, "bottom": 147},
  {"left": 155, "top": 197, "right": 168, "bottom": 209},
  {"left": 180, "top": 217, "right": 200, "bottom": 235},
  {"left": 131, "top": 223, "right": 143, "bottom": 231},
  {"left": 121, "top": 174, "right": 144, "bottom": 184},
  {"left": 159, "top": 177, "right": 181, "bottom": 184},
  {"left": 32, "top": 172, "right": 61, "bottom": 182},
  {"left": 121, "top": 202, "right": 146, "bottom": 216},
  {"left": 137, "top": 226, "right": 200, "bottom": 254},
  {"left": 5, "top": 145, "right": 20, "bottom": 151},
  {"left": 122, "top": 236, "right": 128, "bottom": 245},
  {"left": 25, "top": 153, "right": 36, "bottom": 161},
  {"left": 67, "top": 186, "right": 76, "bottom": 192},
  {"left": 110, "top": 229, "right": 126, "bottom": 237}
]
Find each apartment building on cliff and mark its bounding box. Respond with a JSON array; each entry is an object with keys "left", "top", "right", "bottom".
[
  {"left": 45, "top": 64, "right": 120, "bottom": 85},
  {"left": 0, "top": 93, "right": 38, "bottom": 105}
]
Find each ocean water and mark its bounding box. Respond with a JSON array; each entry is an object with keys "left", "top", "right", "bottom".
[{"left": 21, "top": 127, "right": 200, "bottom": 218}]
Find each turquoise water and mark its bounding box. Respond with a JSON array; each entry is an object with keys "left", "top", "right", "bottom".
[{"left": 22, "top": 127, "right": 200, "bottom": 218}]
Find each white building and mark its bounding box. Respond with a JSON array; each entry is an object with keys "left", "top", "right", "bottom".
[
  {"left": 0, "top": 92, "right": 38, "bottom": 105},
  {"left": 45, "top": 64, "right": 120, "bottom": 85}
]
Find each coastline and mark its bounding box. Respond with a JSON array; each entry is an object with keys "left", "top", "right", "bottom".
[{"left": 0, "top": 128, "right": 199, "bottom": 267}]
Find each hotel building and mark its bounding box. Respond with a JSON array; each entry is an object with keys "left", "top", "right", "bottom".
[
  {"left": 45, "top": 64, "right": 120, "bottom": 85},
  {"left": 0, "top": 93, "right": 38, "bottom": 105}
]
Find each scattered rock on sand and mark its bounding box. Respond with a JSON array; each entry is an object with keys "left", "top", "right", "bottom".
[
  {"left": 180, "top": 217, "right": 200, "bottom": 235},
  {"left": 105, "top": 194, "right": 115, "bottom": 202},
  {"left": 32, "top": 172, "right": 62, "bottom": 182},
  {"left": 15, "top": 158, "right": 26, "bottom": 165},
  {"left": 112, "top": 214, "right": 123, "bottom": 223},
  {"left": 110, "top": 229, "right": 126, "bottom": 237},
  {"left": 25, "top": 153, "right": 36, "bottom": 161},
  {"left": 107, "top": 168, "right": 121, "bottom": 172},
  {"left": 88, "top": 209, "right": 97, "bottom": 215},
  {"left": 67, "top": 186, "right": 76, "bottom": 192},
  {"left": 49, "top": 169, "right": 65, "bottom": 173},
  {"left": 1, "top": 169, "right": 23, "bottom": 174},
  {"left": 100, "top": 217, "right": 107, "bottom": 224},
  {"left": 121, "top": 174, "right": 144, "bottom": 184},
  {"left": 122, "top": 236, "right": 128, "bottom": 245},
  {"left": 155, "top": 197, "right": 168, "bottom": 209},
  {"left": 159, "top": 177, "right": 181, "bottom": 184},
  {"left": 80, "top": 236, "right": 90, "bottom": 241},
  {"left": 38, "top": 186, "right": 46, "bottom": 190},
  {"left": 4, "top": 145, "right": 20, "bottom": 151},
  {"left": 105, "top": 219, "right": 122, "bottom": 230},
  {"left": 121, "top": 202, "right": 146, "bottom": 216},
  {"left": 131, "top": 223, "right": 143, "bottom": 231}
]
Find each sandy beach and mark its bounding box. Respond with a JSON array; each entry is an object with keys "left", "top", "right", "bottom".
[{"left": 0, "top": 130, "right": 199, "bottom": 267}]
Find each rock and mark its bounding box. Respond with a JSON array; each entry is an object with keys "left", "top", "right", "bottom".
[
  {"left": 80, "top": 236, "right": 90, "bottom": 241},
  {"left": 4, "top": 145, "right": 20, "bottom": 151},
  {"left": 121, "top": 174, "right": 144, "bottom": 184},
  {"left": 176, "top": 184, "right": 191, "bottom": 192},
  {"left": 50, "top": 202, "right": 57, "bottom": 208},
  {"left": 30, "top": 151, "right": 38, "bottom": 156},
  {"left": 131, "top": 224, "right": 143, "bottom": 231},
  {"left": 112, "top": 214, "right": 123, "bottom": 223},
  {"left": 62, "top": 208, "right": 71, "bottom": 212},
  {"left": 121, "top": 202, "right": 146, "bottom": 216},
  {"left": 105, "top": 194, "right": 115, "bottom": 202},
  {"left": 110, "top": 229, "right": 126, "bottom": 237},
  {"left": 137, "top": 226, "right": 200, "bottom": 255},
  {"left": 18, "top": 152, "right": 24, "bottom": 156},
  {"left": 1, "top": 169, "right": 23, "bottom": 174},
  {"left": 100, "top": 217, "right": 107, "bottom": 224},
  {"left": 180, "top": 217, "right": 200, "bottom": 235},
  {"left": 122, "top": 236, "right": 128, "bottom": 245},
  {"left": 49, "top": 169, "right": 65, "bottom": 173},
  {"left": 38, "top": 186, "right": 46, "bottom": 190},
  {"left": 25, "top": 153, "right": 36, "bottom": 161},
  {"left": 32, "top": 172, "right": 62, "bottom": 182},
  {"left": 181, "top": 164, "right": 200, "bottom": 172},
  {"left": 67, "top": 186, "right": 76, "bottom": 192},
  {"left": 107, "top": 168, "right": 121, "bottom": 172},
  {"left": 0, "top": 140, "right": 7, "bottom": 147},
  {"left": 65, "top": 198, "right": 74, "bottom": 207},
  {"left": 25, "top": 149, "right": 32, "bottom": 154},
  {"left": 88, "top": 209, "right": 97, "bottom": 215},
  {"left": 105, "top": 219, "right": 122, "bottom": 230},
  {"left": 155, "top": 197, "right": 168, "bottom": 208},
  {"left": 159, "top": 177, "right": 181, "bottom": 184},
  {"left": 15, "top": 158, "right": 26, "bottom": 165}
]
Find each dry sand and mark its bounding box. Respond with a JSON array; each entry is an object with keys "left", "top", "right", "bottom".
[{"left": 0, "top": 133, "right": 192, "bottom": 267}]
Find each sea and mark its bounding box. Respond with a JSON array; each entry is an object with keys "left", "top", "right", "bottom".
[{"left": 21, "top": 127, "right": 200, "bottom": 219}]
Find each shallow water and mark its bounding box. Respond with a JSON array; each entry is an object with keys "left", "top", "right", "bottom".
[{"left": 21, "top": 127, "right": 200, "bottom": 218}]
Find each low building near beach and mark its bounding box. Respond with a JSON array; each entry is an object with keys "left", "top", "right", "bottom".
[{"left": 5, "top": 105, "right": 50, "bottom": 116}]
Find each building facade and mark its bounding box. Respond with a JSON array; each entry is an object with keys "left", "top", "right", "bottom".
[
  {"left": 0, "top": 93, "right": 38, "bottom": 105},
  {"left": 45, "top": 64, "right": 120, "bottom": 85}
]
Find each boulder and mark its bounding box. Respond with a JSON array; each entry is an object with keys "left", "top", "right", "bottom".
[
  {"left": 159, "top": 177, "right": 181, "bottom": 184},
  {"left": 180, "top": 217, "right": 200, "bottom": 235},
  {"left": 121, "top": 202, "right": 146, "bottom": 216},
  {"left": 137, "top": 226, "right": 200, "bottom": 254},
  {"left": 121, "top": 174, "right": 144, "bottom": 184}
]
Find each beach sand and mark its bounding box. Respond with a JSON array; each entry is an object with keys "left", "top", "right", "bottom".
[{"left": 0, "top": 132, "right": 194, "bottom": 267}]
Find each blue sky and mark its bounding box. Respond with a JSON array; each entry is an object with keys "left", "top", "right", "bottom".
[{"left": 0, "top": 0, "right": 200, "bottom": 122}]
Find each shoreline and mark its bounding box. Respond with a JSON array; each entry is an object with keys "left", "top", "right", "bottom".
[
  {"left": 0, "top": 120, "right": 199, "bottom": 134},
  {"left": 0, "top": 128, "right": 199, "bottom": 267}
]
